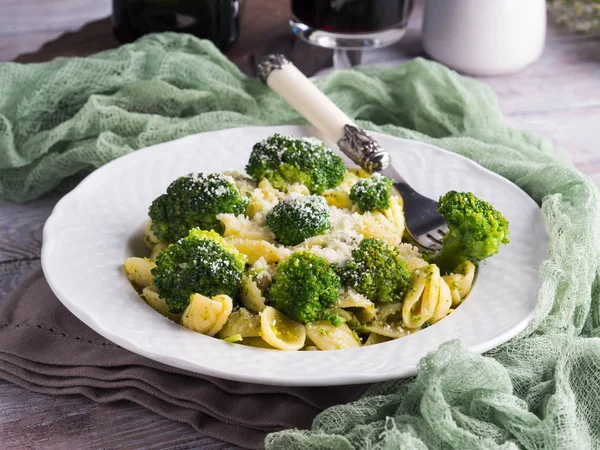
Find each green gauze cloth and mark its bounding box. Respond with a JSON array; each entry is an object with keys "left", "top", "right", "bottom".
[{"left": 2, "top": 33, "right": 600, "bottom": 449}]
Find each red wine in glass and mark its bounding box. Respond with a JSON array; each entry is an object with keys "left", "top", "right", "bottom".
[{"left": 291, "top": 0, "right": 413, "bottom": 49}]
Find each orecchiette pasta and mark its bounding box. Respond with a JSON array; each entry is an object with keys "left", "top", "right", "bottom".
[
  {"left": 364, "top": 332, "right": 392, "bottom": 346},
  {"left": 141, "top": 286, "right": 182, "bottom": 322},
  {"left": 240, "top": 337, "right": 276, "bottom": 349},
  {"left": 286, "top": 183, "right": 311, "bottom": 195},
  {"left": 218, "top": 213, "right": 276, "bottom": 242},
  {"left": 222, "top": 170, "right": 257, "bottom": 197},
  {"left": 402, "top": 264, "right": 442, "bottom": 329},
  {"left": 219, "top": 307, "right": 261, "bottom": 339},
  {"left": 305, "top": 322, "right": 361, "bottom": 350},
  {"left": 374, "top": 302, "right": 404, "bottom": 322},
  {"left": 356, "top": 196, "right": 405, "bottom": 246},
  {"left": 144, "top": 221, "right": 161, "bottom": 248},
  {"left": 260, "top": 306, "right": 306, "bottom": 351},
  {"left": 181, "top": 293, "right": 233, "bottom": 336},
  {"left": 322, "top": 171, "right": 362, "bottom": 209},
  {"left": 246, "top": 179, "right": 285, "bottom": 218},
  {"left": 150, "top": 242, "right": 169, "bottom": 261},
  {"left": 336, "top": 290, "right": 377, "bottom": 323},
  {"left": 443, "top": 260, "right": 476, "bottom": 306},
  {"left": 123, "top": 257, "right": 156, "bottom": 289},
  {"left": 226, "top": 238, "right": 290, "bottom": 264},
  {"left": 396, "top": 243, "right": 429, "bottom": 272},
  {"left": 362, "top": 321, "right": 409, "bottom": 339},
  {"left": 239, "top": 275, "right": 266, "bottom": 313},
  {"left": 430, "top": 277, "right": 453, "bottom": 324}
]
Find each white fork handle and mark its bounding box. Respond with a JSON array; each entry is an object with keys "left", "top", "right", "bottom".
[
  {"left": 257, "top": 55, "right": 390, "bottom": 173},
  {"left": 266, "top": 61, "right": 355, "bottom": 143}
]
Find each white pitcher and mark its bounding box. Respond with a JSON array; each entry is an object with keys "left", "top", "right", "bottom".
[{"left": 422, "top": 0, "right": 547, "bottom": 76}]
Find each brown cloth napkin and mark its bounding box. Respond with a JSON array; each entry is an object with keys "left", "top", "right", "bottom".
[{"left": 0, "top": 270, "right": 368, "bottom": 449}]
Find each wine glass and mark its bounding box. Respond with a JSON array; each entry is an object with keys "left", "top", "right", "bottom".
[{"left": 290, "top": 0, "right": 414, "bottom": 70}]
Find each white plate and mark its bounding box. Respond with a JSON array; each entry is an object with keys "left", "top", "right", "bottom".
[{"left": 42, "top": 125, "right": 547, "bottom": 386}]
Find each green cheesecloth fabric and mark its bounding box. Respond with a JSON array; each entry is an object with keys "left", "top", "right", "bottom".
[{"left": 2, "top": 33, "right": 600, "bottom": 449}]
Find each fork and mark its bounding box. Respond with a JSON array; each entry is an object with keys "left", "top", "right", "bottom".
[{"left": 257, "top": 54, "right": 448, "bottom": 251}]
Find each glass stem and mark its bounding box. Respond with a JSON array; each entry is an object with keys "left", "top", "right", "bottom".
[{"left": 332, "top": 49, "right": 363, "bottom": 70}]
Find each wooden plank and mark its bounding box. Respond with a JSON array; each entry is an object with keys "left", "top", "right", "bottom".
[
  {"left": 484, "top": 31, "right": 600, "bottom": 116},
  {"left": 0, "top": 0, "right": 111, "bottom": 36},
  {"left": 0, "top": 380, "right": 238, "bottom": 450},
  {"left": 9, "top": 19, "right": 120, "bottom": 63},
  {"left": 0, "top": 195, "right": 58, "bottom": 264},
  {"left": 0, "top": 0, "right": 111, "bottom": 62}
]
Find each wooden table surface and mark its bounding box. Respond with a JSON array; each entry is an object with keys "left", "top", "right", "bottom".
[{"left": 1, "top": 1, "right": 599, "bottom": 449}]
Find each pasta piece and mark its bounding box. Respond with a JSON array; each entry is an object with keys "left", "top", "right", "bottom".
[
  {"left": 402, "top": 264, "right": 456, "bottom": 329},
  {"left": 374, "top": 302, "right": 404, "bottom": 322},
  {"left": 361, "top": 322, "right": 409, "bottom": 339},
  {"left": 248, "top": 257, "right": 278, "bottom": 292},
  {"left": 443, "top": 261, "right": 476, "bottom": 306},
  {"left": 336, "top": 290, "right": 377, "bottom": 323},
  {"left": 260, "top": 306, "right": 306, "bottom": 351},
  {"left": 123, "top": 257, "right": 156, "bottom": 289},
  {"left": 431, "top": 277, "right": 453, "bottom": 323},
  {"left": 364, "top": 332, "right": 393, "bottom": 346},
  {"left": 322, "top": 171, "right": 361, "bottom": 209},
  {"left": 351, "top": 168, "right": 372, "bottom": 178},
  {"left": 141, "top": 286, "right": 181, "bottom": 322},
  {"left": 222, "top": 170, "right": 257, "bottom": 197},
  {"left": 402, "top": 264, "right": 440, "bottom": 328},
  {"left": 144, "top": 220, "right": 161, "bottom": 248},
  {"left": 287, "top": 183, "right": 310, "bottom": 195},
  {"left": 150, "top": 242, "right": 169, "bottom": 261},
  {"left": 382, "top": 195, "right": 405, "bottom": 236},
  {"left": 227, "top": 237, "right": 290, "bottom": 264},
  {"left": 305, "top": 322, "right": 361, "bottom": 351},
  {"left": 302, "top": 346, "right": 320, "bottom": 351},
  {"left": 396, "top": 243, "right": 429, "bottom": 272},
  {"left": 246, "top": 179, "right": 285, "bottom": 219},
  {"left": 223, "top": 334, "right": 243, "bottom": 343},
  {"left": 219, "top": 307, "right": 261, "bottom": 339},
  {"left": 218, "top": 213, "right": 276, "bottom": 242},
  {"left": 295, "top": 234, "right": 329, "bottom": 249},
  {"left": 240, "top": 275, "right": 267, "bottom": 313},
  {"left": 181, "top": 293, "right": 233, "bottom": 336},
  {"left": 240, "top": 337, "right": 276, "bottom": 349},
  {"left": 356, "top": 196, "right": 405, "bottom": 246}
]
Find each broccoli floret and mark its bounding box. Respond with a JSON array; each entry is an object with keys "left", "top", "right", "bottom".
[
  {"left": 340, "top": 238, "right": 411, "bottom": 304},
  {"left": 432, "top": 191, "right": 509, "bottom": 273},
  {"left": 349, "top": 173, "right": 393, "bottom": 212},
  {"left": 152, "top": 229, "right": 247, "bottom": 313},
  {"left": 149, "top": 173, "right": 246, "bottom": 242},
  {"left": 246, "top": 134, "right": 346, "bottom": 194},
  {"left": 268, "top": 251, "right": 342, "bottom": 324},
  {"left": 266, "top": 195, "right": 331, "bottom": 245}
]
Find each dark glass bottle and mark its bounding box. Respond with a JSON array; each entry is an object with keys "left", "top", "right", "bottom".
[{"left": 112, "top": 0, "right": 241, "bottom": 51}]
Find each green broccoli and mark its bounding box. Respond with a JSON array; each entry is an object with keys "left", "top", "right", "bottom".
[
  {"left": 152, "top": 229, "right": 247, "bottom": 313},
  {"left": 266, "top": 195, "right": 331, "bottom": 245},
  {"left": 246, "top": 134, "right": 346, "bottom": 194},
  {"left": 340, "top": 238, "right": 411, "bottom": 304},
  {"left": 431, "top": 191, "right": 510, "bottom": 273},
  {"left": 149, "top": 173, "right": 247, "bottom": 242},
  {"left": 268, "top": 251, "right": 342, "bottom": 324},
  {"left": 349, "top": 173, "right": 393, "bottom": 212}
]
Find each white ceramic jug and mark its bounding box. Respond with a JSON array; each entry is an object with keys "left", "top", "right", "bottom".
[{"left": 422, "top": 0, "right": 546, "bottom": 76}]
